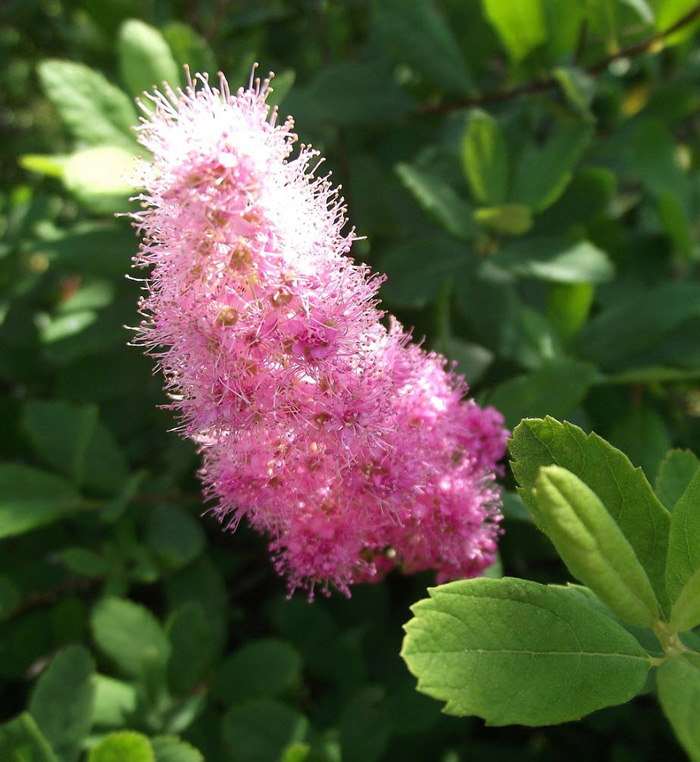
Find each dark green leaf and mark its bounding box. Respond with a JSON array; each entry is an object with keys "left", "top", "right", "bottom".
[
  {"left": 222, "top": 700, "right": 308, "bottom": 762},
  {"left": 606, "top": 406, "right": 672, "bottom": 481},
  {"left": 37, "top": 60, "right": 137, "bottom": 149},
  {"left": 0, "top": 713, "right": 59, "bottom": 762},
  {"left": 211, "top": 638, "right": 303, "bottom": 704},
  {"left": 340, "top": 687, "right": 391, "bottom": 762},
  {"left": 379, "top": 237, "right": 472, "bottom": 309},
  {"left": 162, "top": 22, "right": 216, "bottom": 77},
  {"left": 91, "top": 597, "right": 171, "bottom": 680},
  {"left": 375, "top": 0, "right": 474, "bottom": 94},
  {"left": 511, "top": 120, "right": 593, "bottom": 212},
  {"left": 304, "top": 62, "right": 416, "bottom": 124},
  {"left": 655, "top": 450, "right": 700, "bottom": 512},
  {"left": 657, "top": 653, "right": 700, "bottom": 761},
  {"left": 38, "top": 223, "right": 135, "bottom": 278},
  {"left": 402, "top": 577, "right": 650, "bottom": 725},
  {"left": 577, "top": 283, "right": 700, "bottom": 370},
  {"left": 509, "top": 417, "right": 671, "bottom": 610},
  {"left": 29, "top": 646, "right": 95, "bottom": 762},
  {"left": 487, "top": 361, "right": 597, "bottom": 428},
  {"left": 396, "top": 164, "right": 477, "bottom": 240},
  {"left": 666, "top": 468, "right": 700, "bottom": 630},
  {"left": 23, "top": 401, "right": 129, "bottom": 494},
  {"left": 166, "top": 603, "right": 213, "bottom": 696},
  {"left": 0, "top": 465, "right": 82, "bottom": 539},
  {"left": 147, "top": 504, "right": 205, "bottom": 570},
  {"left": 493, "top": 238, "right": 614, "bottom": 283}
]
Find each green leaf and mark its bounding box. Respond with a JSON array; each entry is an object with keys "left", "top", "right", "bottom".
[
  {"left": 38, "top": 223, "right": 135, "bottom": 278},
  {"left": 480, "top": 0, "right": 548, "bottom": 61},
  {"left": 379, "top": 237, "right": 472, "bottom": 309},
  {"left": 0, "top": 713, "right": 59, "bottom": 762},
  {"left": 511, "top": 120, "right": 593, "bottom": 212},
  {"left": 655, "top": 450, "right": 700, "bottom": 512},
  {"left": 340, "top": 687, "right": 391, "bottom": 762},
  {"left": 509, "top": 417, "right": 672, "bottom": 609},
  {"left": 606, "top": 406, "right": 672, "bottom": 481},
  {"left": 576, "top": 283, "right": 700, "bottom": 370},
  {"left": 147, "top": 504, "right": 205, "bottom": 570},
  {"left": 166, "top": 557, "right": 228, "bottom": 658},
  {"left": 651, "top": 0, "right": 700, "bottom": 44},
  {"left": 118, "top": 19, "right": 181, "bottom": 98},
  {"left": 669, "top": 567, "right": 700, "bottom": 633},
  {"left": 657, "top": 653, "right": 700, "bottom": 761},
  {"left": 0, "top": 575, "right": 21, "bottom": 620},
  {"left": 265, "top": 70, "right": 296, "bottom": 110},
  {"left": 37, "top": 60, "right": 137, "bottom": 149},
  {"left": 23, "top": 401, "right": 129, "bottom": 494},
  {"left": 150, "top": 736, "right": 204, "bottom": 762},
  {"left": 211, "top": 638, "right": 303, "bottom": 704},
  {"left": 166, "top": 603, "right": 213, "bottom": 696},
  {"left": 396, "top": 164, "right": 477, "bottom": 240},
  {"left": 487, "top": 361, "right": 597, "bottom": 429},
  {"left": 62, "top": 548, "right": 110, "bottom": 577},
  {"left": 63, "top": 147, "right": 136, "bottom": 214},
  {"left": 401, "top": 577, "right": 650, "bottom": 726},
  {"left": 666, "top": 468, "right": 700, "bottom": 630},
  {"left": 548, "top": 282, "right": 595, "bottom": 343},
  {"left": 91, "top": 675, "right": 137, "bottom": 728},
  {"left": 474, "top": 205, "right": 532, "bottom": 235},
  {"left": 161, "top": 22, "right": 216, "bottom": 77},
  {"left": 91, "top": 598, "right": 171, "bottom": 680},
  {"left": 18, "top": 154, "right": 70, "bottom": 179},
  {"left": 304, "top": 62, "right": 416, "bottom": 124},
  {"left": 88, "top": 731, "right": 154, "bottom": 762},
  {"left": 29, "top": 645, "right": 95, "bottom": 762},
  {"left": 222, "top": 700, "right": 308, "bottom": 762},
  {"left": 533, "top": 466, "right": 661, "bottom": 627},
  {"left": 494, "top": 238, "right": 614, "bottom": 283},
  {"left": 375, "top": 0, "right": 474, "bottom": 94},
  {"left": 281, "top": 743, "right": 310, "bottom": 762},
  {"left": 462, "top": 110, "right": 508, "bottom": 205},
  {"left": 553, "top": 67, "right": 595, "bottom": 115},
  {"left": 0, "top": 465, "right": 82, "bottom": 539}
]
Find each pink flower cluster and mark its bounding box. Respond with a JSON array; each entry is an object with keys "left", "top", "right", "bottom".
[{"left": 132, "top": 71, "right": 508, "bottom": 596}]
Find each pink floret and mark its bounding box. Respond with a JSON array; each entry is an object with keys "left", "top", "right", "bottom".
[{"left": 131, "top": 70, "right": 508, "bottom": 597}]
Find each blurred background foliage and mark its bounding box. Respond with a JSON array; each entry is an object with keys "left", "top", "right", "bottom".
[{"left": 2, "top": 0, "right": 700, "bottom": 759}]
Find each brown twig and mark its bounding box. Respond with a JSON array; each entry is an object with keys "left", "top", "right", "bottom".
[{"left": 419, "top": 2, "right": 700, "bottom": 115}]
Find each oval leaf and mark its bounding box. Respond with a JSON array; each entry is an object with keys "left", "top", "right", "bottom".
[
  {"left": 462, "top": 110, "right": 509, "bottom": 205},
  {"left": 534, "top": 465, "right": 660, "bottom": 628},
  {"left": 509, "top": 417, "right": 672, "bottom": 611},
  {"left": 37, "top": 60, "right": 136, "bottom": 149},
  {"left": 29, "top": 645, "right": 95, "bottom": 762},
  {"left": 0, "top": 713, "right": 59, "bottom": 762},
  {"left": 657, "top": 653, "right": 700, "bottom": 762},
  {"left": 402, "top": 577, "right": 650, "bottom": 726},
  {"left": 0, "top": 465, "right": 82, "bottom": 539},
  {"left": 88, "top": 731, "right": 154, "bottom": 762},
  {"left": 91, "top": 598, "right": 170, "bottom": 679},
  {"left": 118, "top": 19, "right": 181, "bottom": 98}
]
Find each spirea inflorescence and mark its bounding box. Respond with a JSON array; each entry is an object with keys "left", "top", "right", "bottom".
[{"left": 131, "top": 70, "right": 508, "bottom": 597}]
